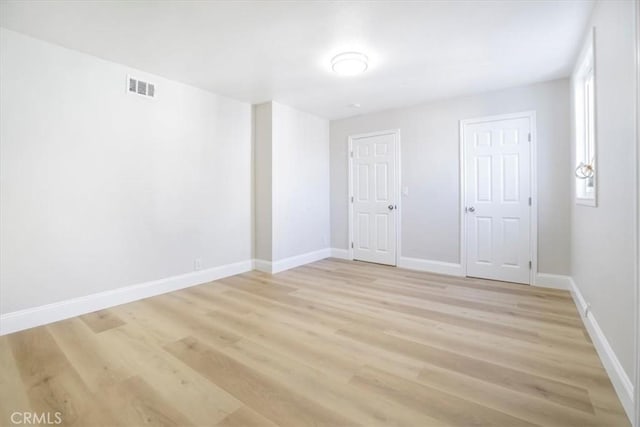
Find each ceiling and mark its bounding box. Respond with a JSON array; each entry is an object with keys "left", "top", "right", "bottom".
[{"left": 0, "top": 0, "right": 594, "bottom": 120}]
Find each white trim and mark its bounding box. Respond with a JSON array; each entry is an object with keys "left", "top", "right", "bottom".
[
  {"left": 271, "top": 248, "right": 331, "bottom": 273},
  {"left": 631, "top": 0, "right": 640, "bottom": 427},
  {"left": 459, "top": 118, "right": 466, "bottom": 276},
  {"left": 0, "top": 249, "right": 335, "bottom": 335},
  {"left": 0, "top": 260, "right": 253, "bottom": 336},
  {"left": 330, "top": 248, "right": 350, "bottom": 259},
  {"left": 254, "top": 248, "right": 331, "bottom": 274},
  {"left": 573, "top": 27, "right": 598, "bottom": 207},
  {"left": 348, "top": 129, "right": 401, "bottom": 265},
  {"left": 532, "top": 273, "right": 571, "bottom": 290},
  {"left": 252, "top": 259, "right": 273, "bottom": 273},
  {"left": 397, "top": 256, "right": 463, "bottom": 277},
  {"left": 569, "top": 278, "right": 635, "bottom": 421},
  {"left": 459, "top": 110, "right": 538, "bottom": 285},
  {"left": 575, "top": 197, "right": 597, "bottom": 207}
]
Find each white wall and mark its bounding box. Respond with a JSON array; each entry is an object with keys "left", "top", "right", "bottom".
[
  {"left": 330, "top": 79, "right": 572, "bottom": 275},
  {"left": 570, "top": 0, "right": 637, "bottom": 393},
  {"left": 0, "top": 28, "right": 253, "bottom": 314},
  {"left": 254, "top": 103, "right": 273, "bottom": 261},
  {"left": 272, "top": 102, "right": 330, "bottom": 261},
  {"left": 254, "top": 101, "right": 330, "bottom": 263}
]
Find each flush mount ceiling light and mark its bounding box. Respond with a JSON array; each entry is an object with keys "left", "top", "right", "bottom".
[{"left": 331, "top": 52, "right": 368, "bottom": 76}]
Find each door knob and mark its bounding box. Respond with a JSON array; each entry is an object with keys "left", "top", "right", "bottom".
[
  {"left": 467, "top": 206, "right": 475, "bottom": 213},
  {"left": 388, "top": 204, "right": 395, "bottom": 210}
]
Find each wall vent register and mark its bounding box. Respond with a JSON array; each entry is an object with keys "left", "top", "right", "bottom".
[{"left": 127, "top": 76, "right": 156, "bottom": 99}]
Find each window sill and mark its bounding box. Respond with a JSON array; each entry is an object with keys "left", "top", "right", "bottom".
[{"left": 576, "top": 197, "right": 597, "bottom": 207}]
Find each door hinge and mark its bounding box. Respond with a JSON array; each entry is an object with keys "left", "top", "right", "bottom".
[
  {"left": 528, "top": 197, "right": 532, "bottom": 206},
  {"left": 350, "top": 151, "right": 354, "bottom": 158},
  {"left": 528, "top": 132, "right": 531, "bottom": 142},
  {"left": 529, "top": 261, "right": 532, "bottom": 269},
  {"left": 351, "top": 242, "right": 354, "bottom": 249},
  {"left": 351, "top": 196, "right": 354, "bottom": 203}
]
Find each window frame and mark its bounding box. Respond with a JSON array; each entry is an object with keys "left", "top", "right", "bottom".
[{"left": 573, "top": 27, "right": 597, "bottom": 207}]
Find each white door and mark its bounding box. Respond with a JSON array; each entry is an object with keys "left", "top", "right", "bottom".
[
  {"left": 463, "top": 115, "right": 532, "bottom": 284},
  {"left": 351, "top": 131, "right": 398, "bottom": 266}
]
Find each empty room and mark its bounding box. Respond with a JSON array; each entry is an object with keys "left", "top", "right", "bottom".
[{"left": 1, "top": 0, "right": 639, "bottom": 426}]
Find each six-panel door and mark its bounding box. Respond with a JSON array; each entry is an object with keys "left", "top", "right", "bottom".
[
  {"left": 464, "top": 117, "right": 531, "bottom": 284},
  {"left": 352, "top": 132, "right": 397, "bottom": 266}
]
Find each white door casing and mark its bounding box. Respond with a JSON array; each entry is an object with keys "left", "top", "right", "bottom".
[
  {"left": 461, "top": 112, "right": 536, "bottom": 284},
  {"left": 635, "top": 2, "right": 640, "bottom": 425},
  {"left": 348, "top": 130, "right": 400, "bottom": 266}
]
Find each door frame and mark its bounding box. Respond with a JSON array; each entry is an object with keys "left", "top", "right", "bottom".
[
  {"left": 348, "top": 129, "right": 402, "bottom": 264},
  {"left": 634, "top": 1, "right": 640, "bottom": 424},
  {"left": 459, "top": 111, "right": 538, "bottom": 285}
]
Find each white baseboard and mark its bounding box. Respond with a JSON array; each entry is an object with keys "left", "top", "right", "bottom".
[
  {"left": 533, "top": 273, "right": 571, "bottom": 290},
  {"left": 569, "top": 278, "right": 635, "bottom": 422},
  {"left": 254, "top": 248, "right": 331, "bottom": 274},
  {"left": 330, "top": 248, "right": 350, "bottom": 259},
  {"left": 252, "top": 259, "right": 272, "bottom": 273},
  {"left": 397, "top": 256, "right": 464, "bottom": 276},
  {"left": 0, "top": 260, "right": 253, "bottom": 336}
]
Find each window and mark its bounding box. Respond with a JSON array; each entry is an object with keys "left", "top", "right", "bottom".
[{"left": 573, "top": 28, "right": 597, "bottom": 206}]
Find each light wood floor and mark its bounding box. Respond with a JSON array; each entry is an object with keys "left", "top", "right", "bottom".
[{"left": 0, "top": 259, "right": 630, "bottom": 426}]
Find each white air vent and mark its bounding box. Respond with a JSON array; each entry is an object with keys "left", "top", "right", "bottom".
[{"left": 127, "top": 75, "right": 156, "bottom": 99}]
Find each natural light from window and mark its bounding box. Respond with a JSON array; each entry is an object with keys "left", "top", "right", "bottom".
[{"left": 573, "top": 28, "right": 597, "bottom": 206}]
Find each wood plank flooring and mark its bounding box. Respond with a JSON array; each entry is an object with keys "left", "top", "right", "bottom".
[{"left": 0, "top": 259, "right": 630, "bottom": 426}]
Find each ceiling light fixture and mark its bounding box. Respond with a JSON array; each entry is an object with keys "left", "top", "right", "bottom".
[{"left": 331, "top": 52, "right": 368, "bottom": 76}]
